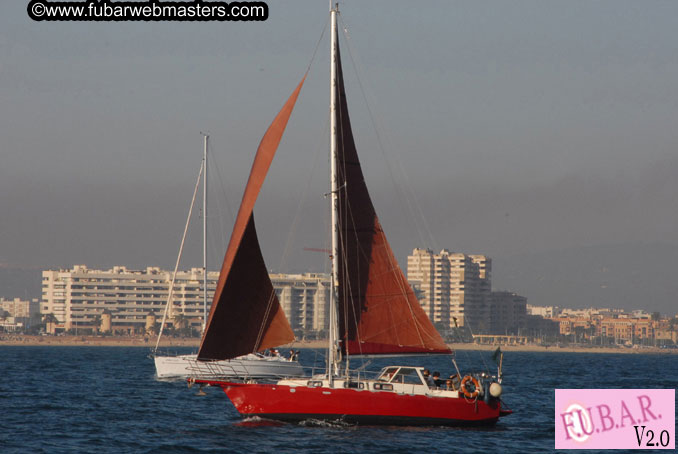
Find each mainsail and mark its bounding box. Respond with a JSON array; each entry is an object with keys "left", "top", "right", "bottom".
[
  {"left": 334, "top": 43, "right": 450, "bottom": 356},
  {"left": 198, "top": 76, "right": 306, "bottom": 361}
]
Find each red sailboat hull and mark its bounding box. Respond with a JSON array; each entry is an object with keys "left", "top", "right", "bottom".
[{"left": 199, "top": 380, "right": 506, "bottom": 426}]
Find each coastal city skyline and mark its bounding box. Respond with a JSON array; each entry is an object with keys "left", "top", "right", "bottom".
[
  {"left": 3, "top": 0, "right": 678, "bottom": 315},
  {"left": 2, "top": 239, "right": 678, "bottom": 314},
  {"left": 2, "top": 250, "right": 677, "bottom": 334},
  {"left": 3, "top": 262, "right": 676, "bottom": 347}
]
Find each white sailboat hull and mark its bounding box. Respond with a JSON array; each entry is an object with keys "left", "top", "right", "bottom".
[{"left": 154, "top": 353, "right": 304, "bottom": 379}]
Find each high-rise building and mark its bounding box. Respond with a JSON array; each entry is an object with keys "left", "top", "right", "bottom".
[
  {"left": 468, "top": 255, "right": 492, "bottom": 332},
  {"left": 488, "top": 291, "right": 527, "bottom": 334},
  {"left": 407, "top": 248, "right": 491, "bottom": 330},
  {"left": 407, "top": 248, "right": 449, "bottom": 327},
  {"left": 469, "top": 255, "right": 491, "bottom": 293}
]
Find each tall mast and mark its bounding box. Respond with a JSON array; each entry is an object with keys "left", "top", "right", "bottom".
[
  {"left": 328, "top": 3, "right": 340, "bottom": 384},
  {"left": 202, "top": 133, "right": 209, "bottom": 334}
]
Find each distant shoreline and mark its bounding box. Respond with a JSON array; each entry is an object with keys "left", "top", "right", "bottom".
[{"left": 0, "top": 335, "right": 675, "bottom": 354}]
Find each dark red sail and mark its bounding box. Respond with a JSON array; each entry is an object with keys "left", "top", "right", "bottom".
[
  {"left": 334, "top": 41, "right": 449, "bottom": 356},
  {"left": 198, "top": 76, "right": 306, "bottom": 361}
]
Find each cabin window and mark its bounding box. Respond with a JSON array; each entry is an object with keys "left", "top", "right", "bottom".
[
  {"left": 378, "top": 367, "right": 399, "bottom": 381},
  {"left": 392, "top": 368, "right": 423, "bottom": 385},
  {"left": 307, "top": 381, "right": 323, "bottom": 388},
  {"left": 343, "top": 381, "right": 365, "bottom": 389},
  {"left": 373, "top": 383, "right": 394, "bottom": 391}
]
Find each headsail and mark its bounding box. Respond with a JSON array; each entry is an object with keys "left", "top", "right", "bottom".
[
  {"left": 334, "top": 40, "right": 450, "bottom": 356},
  {"left": 198, "top": 76, "right": 306, "bottom": 361}
]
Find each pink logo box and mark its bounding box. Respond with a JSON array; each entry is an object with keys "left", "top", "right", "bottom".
[{"left": 555, "top": 389, "right": 675, "bottom": 450}]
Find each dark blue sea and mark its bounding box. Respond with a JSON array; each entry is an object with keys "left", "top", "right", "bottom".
[{"left": 1, "top": 346, "right": 676, "bottom": 453}]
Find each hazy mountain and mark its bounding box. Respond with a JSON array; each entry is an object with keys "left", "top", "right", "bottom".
[
  {"left": 493, "top": 242, "right": 678, "bottom": 315},
  {"left": 3, "top": 242, "right": 677, "bottom": 317},
  {"left": 0, "top": 267, "right": 42, "bottom": 301}
]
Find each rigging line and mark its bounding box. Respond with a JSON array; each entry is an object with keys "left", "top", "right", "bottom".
[
  {"left": 449, "top": 317, "right": 477, "bottom": 371},
  {"left": 339, "top": 196, "right": 358, "bottom": 360},
  {"left": 341, "top": 195, "right": 360, "bottom": 352},
  {"left": 336, "top": 117, "right": 389, "bottom": 353},
  {"left": 341, "top": 184, "right": 426, "bottom": 348},
  {"left": 335, "top": 65, "right": 374, "bottom": 359},
  {"left": 322, "top": 173, "right": 332, "bottom": 277},
  {"left": 274, "top": 116, "right": 329, "bottom": 274},
  {"left": 339, "top": 16, "right": 431, "bottom": 251},
  {"left": 395, "top": 158, "right": 439, "bottom": 252},
  {"left": 206, "top": 222, "right": 221, "bottom": 272},
  {"left": 339, "top": 199, "right": 368, "bottom": 354},
  {"left": 256, "top": 282, "right": 300, "bottom": 354},
  {"left": 447, "top": 317, "right": 474, "bottom": 370},
  {"left": 335, "top": 98, "right": 363, "bottom": 360},
  {"left": 306, "top": 16, "right": 330, "bottom": 75},
  {"left": 254, "top": 47, "right": 331, "bottom": 353},
  {"left": 339, "top": 19, "right": 442, "bottom": 349},
  {"left": 337, "top": 22, "right": 420, "bottom": 310},
  {"left": 254, "top": 283, "right": 277, "bottom": 352},
  {"left": 378, "top": 228, "right": 428, "bottom": 348},
  {"left": 463, "top": 319, "right": 492, "bottom": 374},
  {"left": 154, "top": 160, "right": 204, "bottom": 353},
  {"left": 207, "top": 137, "right": 236, "bottom": 251},
  {"left": 253, "top": 21, "right": 330, "bottom": 351},
  {"left": 268, "top": 16, "right": 329, "bottom": 275}
]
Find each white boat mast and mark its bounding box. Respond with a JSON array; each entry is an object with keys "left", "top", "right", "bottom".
[
  {"left": 328, "top": 3, "right": 340, "bottom": 384},
  {"left": 202, "top": 133, "right": 209, "bottom": 334},
  {"left": 154, "top": 150, "right": 204, "bottom": 353}
]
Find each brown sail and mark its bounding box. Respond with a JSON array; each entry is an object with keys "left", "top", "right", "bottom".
[
  {"left": 334, "top": 41, "right": 450, "bottom": 356},
  {"left": 198, "top": 76, "right": 306, "bottom": 361}
]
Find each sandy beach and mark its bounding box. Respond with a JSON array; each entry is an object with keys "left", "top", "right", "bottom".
[
  {"left": 0, "top": 334, "right": 198, "bottom": 348},
  {"left": 1, "top": 334, "right": 675, "bottom": 354}
]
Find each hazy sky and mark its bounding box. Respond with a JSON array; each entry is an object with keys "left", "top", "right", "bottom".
[{"left": 2, "top": 1, "right": 677, "bottom": 310}]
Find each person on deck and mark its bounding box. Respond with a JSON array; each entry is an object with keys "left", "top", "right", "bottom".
[
  {"left": 447, "top": 373, "right": 461, "bottom": 390},
  {"left": 422, "top": 369, "right": 434, "bottom": 387}
]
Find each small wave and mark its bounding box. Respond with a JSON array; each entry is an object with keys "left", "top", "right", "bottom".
[
  {"left": 298, "top": 418, "right": 356, "bottom": 428},
  {"left": 234, "top": 416, "right": 285, "bottom": 427}
]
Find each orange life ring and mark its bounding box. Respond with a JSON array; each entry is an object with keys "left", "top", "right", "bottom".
[{"left": 460, "top": 375, "right": 480, "bottom": 399}]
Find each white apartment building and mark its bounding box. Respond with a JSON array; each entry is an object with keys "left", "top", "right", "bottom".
[
  {"left": 41, "top": 265, "right": 330, "bottom": 336},
  {"left": 0, "top": 297, "right": 40, "bottom": 332},
  {"left": 1, "top": 297, "right": 40, "bottom": 319},
  {"left": 407, "top": 248, "right": 449, "bottom": 327},
  {"left": 407, "top": 248, "right": 491, "bottom": 330},
  {"left": 526, "top": 305, "right": 561, "bottom": 318},
  {"left": 41, "top": 265, "right": 219, "bottom": 334},
  {"left": 271, "top": 273, "right": 330, "bottom": 337}
]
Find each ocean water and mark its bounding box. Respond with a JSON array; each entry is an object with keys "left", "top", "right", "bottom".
[{"left": 1, "top": 346, "right": 676, "bottom": 453}]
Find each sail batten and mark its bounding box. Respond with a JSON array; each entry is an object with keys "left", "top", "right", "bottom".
[
  {"left": 198, "top": 76, "right": 306, "bottom": 361},
  {"left": 333, "top": 34, "right": 450, "bottom": 357}
]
